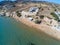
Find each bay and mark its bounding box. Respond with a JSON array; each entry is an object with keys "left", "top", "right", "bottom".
[{"left": 0, "top": 16, "right": 60, "bottom": 45}]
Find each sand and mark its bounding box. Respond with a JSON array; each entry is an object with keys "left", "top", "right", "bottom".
[{"left": 13, "top": 15, "right": 60, "bottom": 40}]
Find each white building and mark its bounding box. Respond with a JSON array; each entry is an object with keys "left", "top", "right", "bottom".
[
  {"left": 51, "top": 19, "right": 58, "bottom": 27},
  {"left": 21, "top": 7, "right": 39, "bottom": 18},
  {"left": 43, "top": 17, "right": 60, "bottom": 31},
  {"left": 29, "top": 7, "right": 39, "bottom": 13},
  {"left": 5, "top": 12, "right": 10, "bottom": 16}
]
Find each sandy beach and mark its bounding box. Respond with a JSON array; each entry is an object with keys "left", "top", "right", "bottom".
[{"left": 13, "top": 15, "right": 60, "bottom": 40}]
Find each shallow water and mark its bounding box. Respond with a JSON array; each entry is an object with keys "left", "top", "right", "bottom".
[{"left": 0, "top": 16, "right": 60, "bottom": 45}]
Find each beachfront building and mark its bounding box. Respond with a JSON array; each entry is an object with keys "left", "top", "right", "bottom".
[
  {"left": 5, "top": 11, "right": 16, "bottom": 17},
  {"left": 5, "top": 12, "right": 10, "bottom": 16},
  {"left": 27, "top": 17, "right": 33, "bottom": 21},
  {"left": 11, "top": 12, "right": 17, "bottom": 17},
  {"left": 43, "top": 17, "right": 60, "bottom": 31},
  {"left": 43, "top": 17, "right": 52, "bottom": 25},
  {"left": 43, "top": 17, "right": 58, "bottom": 26},
  {"left": 21, "top": 7, "right": 39, "bottom": 18},
  {"left": 51, "top": 19, "right": 58, "bottom": 27}
]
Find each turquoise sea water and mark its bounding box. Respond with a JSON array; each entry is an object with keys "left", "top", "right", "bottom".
[{"left": 0, "top": 16, "right": 60, "bottom": 45}]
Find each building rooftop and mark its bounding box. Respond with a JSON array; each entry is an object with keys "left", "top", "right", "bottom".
[{"left": 29, "top": 7, "right": 39, "bottom": 12}]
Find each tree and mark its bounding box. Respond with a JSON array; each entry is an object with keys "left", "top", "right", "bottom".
[
  {"left": 16, "top": 11, "right": 21, "bottom": 17},
  {"left": 40, "top": 15, "right": 44, "bottom": 19},
  {"left": 35, "top": 20, "right": 41, "bottom": 24}
]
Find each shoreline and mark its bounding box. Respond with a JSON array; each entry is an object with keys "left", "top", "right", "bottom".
[{"left": 13, "top": 15, "right": 60, "bottom": 40}]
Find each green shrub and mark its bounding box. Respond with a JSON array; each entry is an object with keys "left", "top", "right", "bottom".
[
  {"left": 16, "top": 11, "right": 21, "bottom": 17},
  {"left": 35, "top": 20, "right": 41, "bottom": 24},
  {"left": 50, "top": 12, "right": 59, "bottom": 20},
  {"left": 40, "top": 15, "right": 44, "bottom": 19}
]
